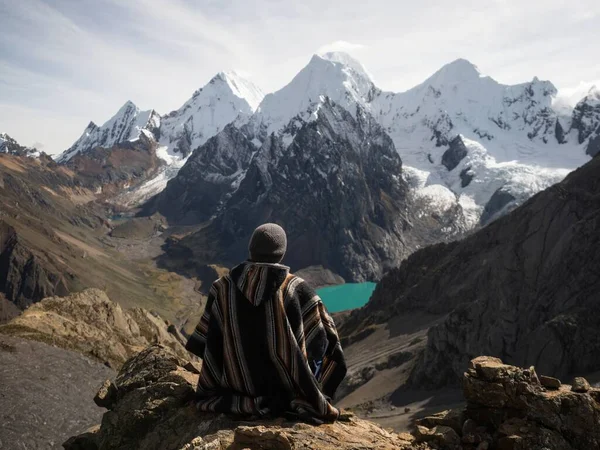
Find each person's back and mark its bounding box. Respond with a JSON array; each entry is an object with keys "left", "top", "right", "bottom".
[{"left": 185, "top": 223, "right": 347, "bottom": 422}]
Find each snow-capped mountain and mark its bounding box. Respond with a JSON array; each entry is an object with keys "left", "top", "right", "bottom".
[
  {"left": 0, "top": 133, "right": 40, "bottom": 158},
  {"left": 57, "top": 101, "right": 161, "bottom": 163},
  {"left": 368, "top": 58, "right": 591, "bottom": 226},
  {"left": 240, "top": 54, "right": 595, "bottom": 228},
  {"left": 56, "top": 71, "right": 264, "bottom": 203},
  {"left": 571, "top": 86, "right": 600, "bottom": 156},
  {"left": 128, "top": 72, "right": 265, "bottom": 203},
  {"left": 58, "top": 52, "right": 598, "bottom": 229}
]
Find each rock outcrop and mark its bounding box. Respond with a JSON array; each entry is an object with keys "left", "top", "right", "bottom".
[
  {"left": 418, "top": 356, "right": 600, "bottom": 450},
  {"left": 441, "top": 136, "right": 468, "bottom": 171},
  {"left": 342, "top": 154, "right": 600, "bottom": 387},
  {"left": 0, "top": 288, "right": 189, "bottom": 369},
  {"left": 64, "top": 345, "right": 416, "bottom": 450},
  {"left": 65, "top": 347, "right": 600, "bottom": 450}
]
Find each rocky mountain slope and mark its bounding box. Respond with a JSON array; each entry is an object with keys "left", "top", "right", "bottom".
[
  {"left": 0, "top": 288, "right": 190, "bottom": 368},
  {"left": 0, "top": 150, "right": 204, "bottom": 325},
  {"left": 155, "top": 99, "right": 464, "bottom": 281},
  {"left": 0, "top": 132, "right": 42, "bottom": 158},
  {"left": 341, "top": 153, "right": 600, "bottom": 391},
  {"left": 65, "top": 346, "right": 600, "bottom": 450}
]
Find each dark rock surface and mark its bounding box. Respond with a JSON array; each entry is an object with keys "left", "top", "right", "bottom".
[
  {"left": 479, "top": 187, "right": 516, "bottom": 225},
  {"left": 0, "top": 220, "right": 69, "bottom": 309},
  {"left": 342, "top": 154, "right": 600, "bottom": 388},
  {"left": 571, "top": 89, "right": 600, "bottom": 145},
  {"left": 441, "top": 135, "right": 468, "bottom": 171},
  {"left": 0, "top": 334, "right": 115, "bottom": 449},
  {"left": 586, "top": 127, "right": 600, "bottom": 157},
  {"left": 459, "top": 167, "right": 474, "bottom": 188},
  {"left": 145, "top": 124, "right": 256, "bottom": 224}
]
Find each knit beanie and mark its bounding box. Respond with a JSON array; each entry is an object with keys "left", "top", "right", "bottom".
[{"left": 248, "top": 223, "right": 287, "bottom": 264}]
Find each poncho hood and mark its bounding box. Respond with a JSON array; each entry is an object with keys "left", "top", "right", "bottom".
[{"left": 230, "top": 261, "right": 290, "bottom": 306}]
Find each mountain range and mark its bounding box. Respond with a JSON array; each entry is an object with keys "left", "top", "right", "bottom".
[{"left": 54, "top": 53, "right": 598, "bottom": 226}]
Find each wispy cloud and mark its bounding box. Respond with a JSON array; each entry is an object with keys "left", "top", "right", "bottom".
[
  {"left": 0, "top": 0, "right": 598, "bottom": 154},
  {"left": 317, "top": 41, "right": 366, "bottom": 55}
]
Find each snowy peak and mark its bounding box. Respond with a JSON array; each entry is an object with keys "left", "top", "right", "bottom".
[
  {"left": 319, "top": 51, "right": 373, "bottom": 82},
  {"left": 422, "top": 58, "right": 482, "bottom": 87},
  {"left": 209, "top": 71, "right": 264, "bottom": 112},
  {"left": 572, "top": 86, "right": 600, "bottom": 146},
  {"left": 57, "top": 101, "right": 160, "bottom": 163},
  {"left": 0, "top": 133, "right": 40, "bottom": 158},
  {"left": 254, "top": 52, "right": 377, "bottom": 136},
  {"left": 158, "top": 72, "right": 264, "bottom": 160}
]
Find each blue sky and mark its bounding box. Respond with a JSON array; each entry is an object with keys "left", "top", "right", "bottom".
[{"left": 1, "top": 0, "right": 599, "bottom": 154}]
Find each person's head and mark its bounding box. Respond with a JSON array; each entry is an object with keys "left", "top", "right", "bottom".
[{"left": 248, "top": 223, "right": 287, "bottom": 264}]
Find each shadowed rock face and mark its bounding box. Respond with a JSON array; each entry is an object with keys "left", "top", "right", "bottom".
[
  {"left": 479, "top": 187, "right": 516, "bottom": 225},
  {"left": 0, "top": 221, "right": 69, "bottom": 309},
  {"left": 587, "top": 129, "right": 600, "bottom": 157},
  {"left": 343, "top": 154, "right": 600, "bottom": 388},
  {"left": 441, "top": 136, "right": 468, "bottom": 171},
  {"left": 145, "top": 125, "right": 256, "bottom": 225}
]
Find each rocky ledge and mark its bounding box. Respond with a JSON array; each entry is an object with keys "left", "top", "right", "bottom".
[
  {"left": 65, "top": 348, "right": 600, "bottom": 450},
  {"left": 0, "top": 289, "right": 189, "bottom": 369},
  {"left": 64, "top": 345, "right": 415, "bottom": 450}
]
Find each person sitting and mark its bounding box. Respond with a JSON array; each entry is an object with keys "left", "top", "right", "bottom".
[{"left": 185, "top": 223, "right": 347, "bottom": 423}]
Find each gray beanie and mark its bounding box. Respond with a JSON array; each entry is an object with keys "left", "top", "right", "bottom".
[{"left": 248, "top": 223, "right": 287, "bottom": 264}]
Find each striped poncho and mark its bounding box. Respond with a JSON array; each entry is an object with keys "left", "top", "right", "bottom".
[{"left": 185, "top": 261, "right": 347, "bottom": 422}]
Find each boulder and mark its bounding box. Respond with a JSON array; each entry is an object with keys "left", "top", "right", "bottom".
[
  {"left": 572, "top": 377, "right": 591, "bottom": 393},
  {"left": 539, "top": 375, "right": 561, "bottom": 390}
]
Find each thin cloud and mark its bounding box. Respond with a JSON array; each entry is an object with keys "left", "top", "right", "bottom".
[{"left": 317, "top": 41, "right": 367, "bottom": 55}]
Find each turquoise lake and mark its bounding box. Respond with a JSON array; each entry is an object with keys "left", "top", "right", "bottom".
[{"left": 317, "top": 282, "right": 376, "bottom": 313}]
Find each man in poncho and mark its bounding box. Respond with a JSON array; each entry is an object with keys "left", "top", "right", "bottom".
[{"left": 186, "top": 223, "right": 347, "bottom": 422}]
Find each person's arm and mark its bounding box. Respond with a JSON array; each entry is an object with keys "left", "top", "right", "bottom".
[
  {"left": 185, "top": 285, "right": 217, "bottom": 358},
  {"left": 315, "top": 301, "right": 347, "bottom": 399},
  {"left": 299, "top": 282, "right": 347, "bottom": 399}
]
